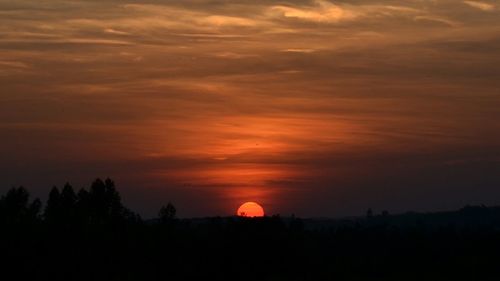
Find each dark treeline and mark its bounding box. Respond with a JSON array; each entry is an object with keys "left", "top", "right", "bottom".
[{"left": 2, "top": 179, "right": 500, "bottom": 281}]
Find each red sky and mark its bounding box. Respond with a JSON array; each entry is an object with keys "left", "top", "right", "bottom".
[{"left": 1, "top": 0, "right": 500, "bottom": 217}]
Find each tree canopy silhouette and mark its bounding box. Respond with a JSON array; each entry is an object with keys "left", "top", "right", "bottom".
[
  {"left": 0, "top": 186, "right": 40, "bottom": 225},
  {"left": 159, "top": 202, "right": 177, "bottom": 223},
  {"left": 2, "top": 178, "right": 500, "bottom": 281}
]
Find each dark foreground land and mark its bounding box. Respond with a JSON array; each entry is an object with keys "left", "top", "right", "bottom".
[{"left": 2, "top": 179, "right": 500, "bottom": 281}]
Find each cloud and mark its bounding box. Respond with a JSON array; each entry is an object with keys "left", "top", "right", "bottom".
[
  {"left": 282, "top": 48, "right": 316, "bottom": 53},
  {"left": 1, "top": 0, "right": 500, "bottom": 216},
  {"left": 414, "top": 15, "right": 459, "bottom": 27},
  {"left": 463, "top": 1, "right": 495, "bottom": 11},
  {"left": 104, "top": 28, "right": 131, "bottom": 35},
  {"left": 213, "top": 52, "right": 259, "bottom": 59},
  {"left": 201, "top": 15, "right": 258, "bottom": 27},
  {"left": 0, "top": 60, "right": 30, "bottom": 68},
  {"left": 268, "top": 1, "right": 358, "bottom": 23}
]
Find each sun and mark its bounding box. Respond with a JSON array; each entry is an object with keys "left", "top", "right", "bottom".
[{"left": 237, "top": 202, "right": 265, "bottom": 217}]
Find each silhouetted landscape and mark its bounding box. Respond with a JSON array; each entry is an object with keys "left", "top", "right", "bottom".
[
  {"left": 2, "top": 178, "right": 500, "bottom": 281},
  {"left": 3, "top": 0, "right": 500, "bottom": 280}
]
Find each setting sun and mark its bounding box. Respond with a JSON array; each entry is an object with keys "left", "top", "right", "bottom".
[{"left": 237, "top": 202, "right": 265, "bottom": 217}]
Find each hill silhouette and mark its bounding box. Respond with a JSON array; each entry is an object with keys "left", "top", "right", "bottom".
[{"left": 1, "top": 178, "right": 500, "bottom": 280}]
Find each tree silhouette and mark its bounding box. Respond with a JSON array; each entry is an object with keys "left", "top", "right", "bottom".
[
  {"left": 159, "top": 202, "right": 176, "bottom": 223},
  {"left": 44, "top": 183, "right": 77, "bottom": 226},
  {"left": 42, "top": 179, "right": 138, "bottom": 227},
  {"left": 80, "top": 178, "right": 137, "bottom": 225},
  {"left": 75, "top": 187, "right": 90, "bottom": 224},
  {"left": 60, "top": 183, "right": 77, "bottom": 210},
  {"left": 366, "top": 208, "right": 373, "bottom": 219},
  {"left": 44, "top": 186, "right": 60, "bottom": 224},
  {"left": 0, "top": 186, "right": 41, "bottom": 225},
  {"left": 2, "top": 180, "right": 500, "bottom": 280},
  {"left": 28, "top": 198, "right": 42, "bottom": 221}
]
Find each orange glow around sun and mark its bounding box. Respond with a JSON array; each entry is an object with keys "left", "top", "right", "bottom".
[{"left": 237, "top": 202, "right": 265, "bottom": 217}]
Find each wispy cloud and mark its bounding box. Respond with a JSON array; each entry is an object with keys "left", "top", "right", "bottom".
[
  {"left": 414, "top": 15, "right": 460, "bottom": 27},
  {"left": 268, "top": 1, "right": 358, "bottom": 23},
  {"left": 0, "top": 60, "right": 30, "bottom": 68},
  {"left": 104, "top": 28, "right": 131, "bottom": 35},
  {"left": 463, "top": 1, "right": 495, "bottom": 11}
]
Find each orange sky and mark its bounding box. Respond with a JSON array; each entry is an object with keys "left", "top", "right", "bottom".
[{"left": 1, "top": 0, "right": 500, "bottom": 217}]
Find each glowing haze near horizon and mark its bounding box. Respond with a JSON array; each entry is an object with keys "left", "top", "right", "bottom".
[{"left": 1, "top": 0, "right": 500, "bottom": 217}]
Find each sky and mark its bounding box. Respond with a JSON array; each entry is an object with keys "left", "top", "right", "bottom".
[{"left": 1, "top": 0, "right": 500, "bottom": 218}]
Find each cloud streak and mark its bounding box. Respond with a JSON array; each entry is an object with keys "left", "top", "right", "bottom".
[{"left": 463, "top": 1, "right": 496, "bottom": 11}]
